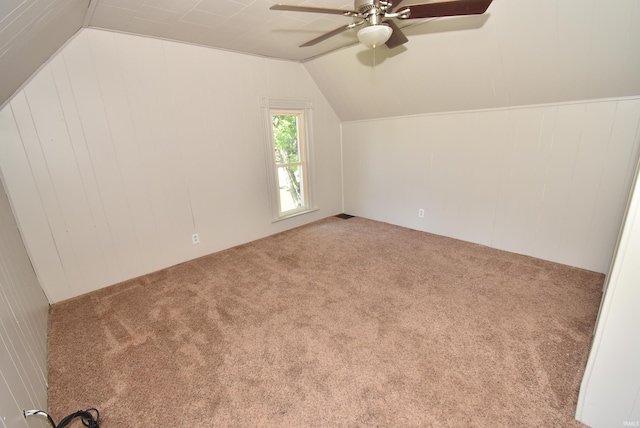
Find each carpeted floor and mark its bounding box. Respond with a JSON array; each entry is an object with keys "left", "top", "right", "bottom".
[{"left": 48, "top": 216, "right": 603, "bottom": 427}]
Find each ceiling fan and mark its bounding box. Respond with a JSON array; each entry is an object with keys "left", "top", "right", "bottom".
[{"left": 271, "top": 0, "right": 493, "bottom": 49}]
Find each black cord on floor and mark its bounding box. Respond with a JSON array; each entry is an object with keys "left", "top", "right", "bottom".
[
  {"left": 24, "top": 408, "right": 100, "bottom": 428},
  {"left": 56, "top": 408, "right": 100, "bottom": 428}
]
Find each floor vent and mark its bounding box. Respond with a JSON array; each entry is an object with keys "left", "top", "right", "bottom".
[{"left": 335, "top": 213, "right": 355, "bottom": 219}]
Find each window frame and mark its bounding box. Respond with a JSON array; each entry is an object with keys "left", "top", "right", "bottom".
[{"left": 260, "top": 97, "right": 317, "bottom": 221}]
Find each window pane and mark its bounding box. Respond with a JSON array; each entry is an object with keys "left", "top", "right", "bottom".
[
  {"left": 272, "top": 115, "right": 300, "bottom": 165},
  {"left": 277, "top": 165, "right": 304, "bottom": 213}
]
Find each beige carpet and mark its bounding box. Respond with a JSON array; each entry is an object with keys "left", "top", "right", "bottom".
[{"left": 48, "top": 216, "right": 603, "bottom": 427}]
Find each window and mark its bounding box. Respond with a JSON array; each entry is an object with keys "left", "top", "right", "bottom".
[
  {"left": 271, "top": 111, "right": 308, "bottom": 215},
  {"left": 260, "top": 98, "right": 315, "bottom": 220}
]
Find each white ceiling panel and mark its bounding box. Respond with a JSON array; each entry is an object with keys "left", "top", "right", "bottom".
[
  {"left": 126, "top": 17, "right": 170, "bottom": 38},
  {"left": 555, "top": 0, "right": 594, "bottom": 103},
  {"left": 194, "top": 0, "right": 246, "bottom": 17},
  {"left": 146, "top": 0, "right": 200, "bottom": 15},
  {"left": 0, "top": 0, "right": 87, "bottom": 107},
  {"left": 623, "top": 3, "right": 640, "bottom": 91},
  {"left": 87, "top": 0, "right": 364, "bottom": 61},
  {"left": 89, "top": 4, "right": 136, "bottom": 30},
  {"left": 135, "top": 5, "right": 183, "bottom": 24},
  {"left": 2, "top": 0, "right": 640, "bottom": 117},
  {"left": 493, "top": 0, "right": 562, "bottom": 106},
  {"left": 100, "top": 0, "right": 144, "bottom": 8},
  {"left": 588, "top": 0, "right": 639, "bottom": 99},
  {"left": 303, "top": 0, "right": 640, "bottom": 121},
  {"left": 180, "top": 9, "right": 227, "bottom": 28}
]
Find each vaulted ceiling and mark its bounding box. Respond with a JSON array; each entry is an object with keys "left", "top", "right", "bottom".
[
  {"left": 304, "top": 0, "right": 640, "bottom": 120},
  {"left": 86, "top": 0, "right": 370, "bottom": 61},
  {"left": 2, "top": 0, "right": 640, "bottom": 120},
  {"left": 0, "top": 0, "right": 87, "bottom": 106}
]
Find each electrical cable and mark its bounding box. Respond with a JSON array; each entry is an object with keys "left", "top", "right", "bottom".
[{"left": 24, "top": 408, "right": 100, "bottom": 428}]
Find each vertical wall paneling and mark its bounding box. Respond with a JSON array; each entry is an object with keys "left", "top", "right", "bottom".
[
  {"left": 558, "top": 103, "right": 617, "bottom": 267},
  {"left": 23, "top": 67, "right": 114, "bottom": 298},
  {"left": 0, "top": 202, "right": 46, "bottom": 386},
  {"left": 122, "top": 34, "right": 194, "bottom": 265},
  {"left": 82, "top": 33, "right": 163, "bottom": 275},
  {"left": 48, "top": 49, "right": 126, "bottom": 288},
  {"left": 61, "top": 31, "right": 141, "bottom": 284},
  {"left": 582, "top": 101, "right": 640, "bottom": 270},
  {"left": 112, "top": 33, "right": 177, "bottom": 270},
  {"left": 0, "top": 28, "right": 343, "bottom": 302},
  {"left": 0, "top": 108, "right": 67, "bottom": 303},
  {"left": 182, "top": 43, "right": 240, "bottom": 247},
  {"left": 492, "top": 107, "right": 551, "bottom": 254},
  {"left": 532, "top": 104, "right": 583, "bottom": 264},
  {"left": 10, "top": 92, "right": 87, "bottom": 300},
  {"left": 0, "top": 176, "right": 49, "bottom": 427},
  {"left": 576, "top": 153, "right": 640, "bottom": 427},
  {"left": 0, "top": 373, "right": 28, "bottom": 428},
  {"left": 342, "top": 98, "right": 640, "bottom": 273}
]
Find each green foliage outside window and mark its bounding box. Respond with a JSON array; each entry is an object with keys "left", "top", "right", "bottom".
[{"left": 272, "top": 114, "right": 302, "bottom": 208}]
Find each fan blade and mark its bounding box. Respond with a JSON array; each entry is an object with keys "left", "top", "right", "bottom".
[
  {"left": 300, "top": 24, "right": 355, "bottom": 47},
  {"left": 384, "top": 20, "right": 408, "bottom": 49},
  {"left": 392, "top": 1, "right": 405, "bottom": 12},
  {"left": 270, "top": 4, "right": 358, "bottom": 17},
  {"left": 397, "top": 0, "right": 492, "bottom": 19}
]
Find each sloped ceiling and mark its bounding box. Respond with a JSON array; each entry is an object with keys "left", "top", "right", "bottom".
[
  {"left": 86, "top": 0, "right": 365, "bottom": 61},
  {"left": 304, "top": 0, "right": 640, "bottom": 121},
  {"left": 0, "top": 0, "right": 88, "bottom": 106},
  {"left": 2, "top": 0, "right": 640, "bottom": 120}
]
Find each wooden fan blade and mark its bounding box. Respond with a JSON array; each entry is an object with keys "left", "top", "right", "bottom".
[
  {"left": 270, "top": 4, "right": 358, "bottom": 17},
  {"left": 397, "top": 0, "right": 492, "bottom": 19},
  {"left": 392, "top": 1, "right": 405, "bottom": 12},
  {"left": 300, "top": 24, "right": 354, "bottom": 47},
  {"left": 384, "top": 20, "right": 409, "bottom": 49}
]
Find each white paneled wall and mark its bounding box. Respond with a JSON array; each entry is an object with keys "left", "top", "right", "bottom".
[
  {"left": 0, "top": 179, "right": 49, "bottom": 428},
  {"left": 342, "top": 98, "right": 640, "bottom": 273},
  {"left": 0, "top": 28, "right": 343, "bottom": 303},
  {"left": 577, "top": 158, "right": 640, "bottom": 427}
]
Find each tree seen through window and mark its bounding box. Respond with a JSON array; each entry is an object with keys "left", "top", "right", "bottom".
[{"left": 271, "top": 112, "right": 307, "bottom": 214}]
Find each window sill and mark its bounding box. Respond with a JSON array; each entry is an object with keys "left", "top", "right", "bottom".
[{"left": 272, "top": 207, "right": 318, "bottom": 223}]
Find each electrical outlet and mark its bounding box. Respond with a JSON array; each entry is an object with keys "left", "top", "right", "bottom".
[
  {"left": 418, "top": 209, "right": 425, "bottom": 218},
  {"left": 192, "top": 233, "right": 200, "bottom": 244}
]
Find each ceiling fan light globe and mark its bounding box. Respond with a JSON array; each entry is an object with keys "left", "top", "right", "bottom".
[{"left": 357, "top": 24, "right": 392, "bottom": 48}]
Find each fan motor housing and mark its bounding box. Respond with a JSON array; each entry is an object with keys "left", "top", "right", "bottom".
[{"left": 354, "top": 0, "right": 376, "bottom": 13}]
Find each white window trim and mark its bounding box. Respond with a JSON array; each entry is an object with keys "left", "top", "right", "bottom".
[{"left": 260, "top": 97, "right": 317, "bottom": 222}]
